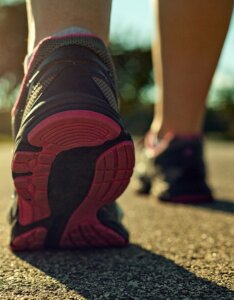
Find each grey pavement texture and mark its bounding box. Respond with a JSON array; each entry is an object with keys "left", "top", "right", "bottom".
[{"left": 0, "top": 140, "right": 233, "bottom": 300}]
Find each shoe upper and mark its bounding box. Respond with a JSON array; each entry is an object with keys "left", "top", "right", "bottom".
[{"left": 12, "top": 35, "right": 119, "bottom": 140}]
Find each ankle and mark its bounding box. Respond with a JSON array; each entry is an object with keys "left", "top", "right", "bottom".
[{"left": 154, "top": 124, "right": 202, "bottom": 140}]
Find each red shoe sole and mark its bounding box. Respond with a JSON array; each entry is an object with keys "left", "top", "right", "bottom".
[{"left": 11, "top": 110, "right": 135, "bottom": 251}]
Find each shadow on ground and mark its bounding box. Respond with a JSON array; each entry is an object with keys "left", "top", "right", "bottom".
[
  {"left": 196, "top": 198, "right": 234, "bottom": 214},
  {"left": 16, "top": 244, "right": 234, "bottom": 299},
  {"left": 155, "top": 197, "right": 234, "bottom": 215}
]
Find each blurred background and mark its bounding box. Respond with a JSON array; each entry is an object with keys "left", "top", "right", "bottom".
[{"left": 0, "top": 0, "right": 234, "bottom": 140}]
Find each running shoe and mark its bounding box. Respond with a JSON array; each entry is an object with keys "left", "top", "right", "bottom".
[
  {"left": 10, "top": 34, "right": 135, "bottom": 251},
  {"left": 135, "top": 132, "right": 213, "bottom": 203}
]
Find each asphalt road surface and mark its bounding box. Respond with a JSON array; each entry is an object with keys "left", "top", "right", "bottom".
[{"left": 0, "top": 140, "right": 233, "bottom": 300}]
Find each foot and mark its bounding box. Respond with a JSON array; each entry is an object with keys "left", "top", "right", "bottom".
[
  {"left": 135, "top": 131, "right": 213, "bottom": 203},
  {"left": 10, "top": 34, "right": 135, "bottom": 251}
]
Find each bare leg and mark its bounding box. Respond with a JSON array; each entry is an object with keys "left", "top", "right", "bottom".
[
  {"left": 152, "top": 0, "right": 233, "bottom": 137},
  {"left": 26, "top": 0, "right": 112, "bottom": 52}
]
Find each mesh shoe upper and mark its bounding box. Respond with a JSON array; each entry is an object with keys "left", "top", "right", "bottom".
[{"left": 12, "top": 34, "right": 119, "bottom": 139}]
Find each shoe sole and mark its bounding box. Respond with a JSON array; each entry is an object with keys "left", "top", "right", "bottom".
[
  {"left": 11, "top": 110, "right": 135, "bottom": 251},
  {"left": 137, "top": 179, "right": 213, "bottom": 204},
  {"left": 160, "top": 194, "right": 213, "bottom": 204}
]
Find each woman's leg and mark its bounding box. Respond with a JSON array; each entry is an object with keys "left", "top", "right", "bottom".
[
  {"left": 137, "top": 1, "right": 233, "bottom": 200},
  {"left": 152, "top": 0, "right": 233, "bottom": 137},
  {"left": 26, "top": 0, "right": 112, "bottom": 52}
]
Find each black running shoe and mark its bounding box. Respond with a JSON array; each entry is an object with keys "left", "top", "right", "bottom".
[
  {"left": 10, "top": 34, "right": 135, "bottom": 251},
  {"left": 135, "top": 132, "right": 213, "bottom": 203}
]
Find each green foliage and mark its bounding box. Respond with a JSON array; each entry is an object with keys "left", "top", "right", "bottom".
[
  {"left": 111, "top": 43, "right": 153, "bottom": 113},
  {"left": 205, "top": 88, "right": 234, "bottom": 139},
  {"left": 0, "top": 0, "right": 24, "bottom": 6},
  {"left": 0, "top": 73, "right": 19, "bottom": 110}
]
